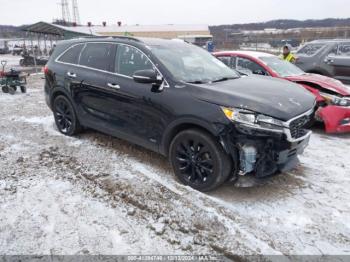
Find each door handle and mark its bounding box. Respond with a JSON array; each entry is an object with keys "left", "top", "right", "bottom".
[
  {"left": 67, "top": 72, "right": 77, "bottom": 78},
  {"left": 107, "top": 83, "right": 120, "bottom": 89},
  {"left": 324, "top": 57, "right": 334, "bottom": 64}
]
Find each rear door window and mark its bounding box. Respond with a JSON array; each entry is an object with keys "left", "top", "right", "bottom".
[
  {"left": 115, "top": 45, "right": 154, "bottom": 77},
  {"left": 58, "top": 44, "right": 84, "bottom": 64},
  {"left": 79, "top": 43, "right": 117, "bottom": 72}
]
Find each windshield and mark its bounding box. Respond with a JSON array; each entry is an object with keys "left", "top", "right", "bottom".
[
  {"left": 150, "top": 43, "right": 240, "bottom": 83},
  {"left": 260, "top": 56, "right": 305, "bottom": 77},
  {"left": 297, "top": 43, "right": 325, "bottom": 56}
]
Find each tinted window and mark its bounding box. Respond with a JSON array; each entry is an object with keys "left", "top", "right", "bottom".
[
  {"left": 58, "top": 44, "right": 84, "bottom": 64},
  {"left": 237, "top": 57, "right": 267, "bottom": 74},
  {"left": 338, "top": 43, "right": 350, "bottom": 57},
  {"left": 79, "top": 43, "right": 116, "bottom": 71},
  {"left": 297, "top": 44, "right": 325, "bottom": 56},
  {"left": 116, "top": 45, "right": 154, "bottom": 77}
]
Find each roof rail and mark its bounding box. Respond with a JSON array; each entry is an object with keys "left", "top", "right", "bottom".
[
  {"left": 111, "top": 36, "right": 142, "bottom": 42},
  {"left": 77, "top": 35, "right": 142, "bottom": 42}
]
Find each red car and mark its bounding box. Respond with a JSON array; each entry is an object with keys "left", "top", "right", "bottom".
[{"left": 214, "top": 51, "right": 350, "bottom": 133}]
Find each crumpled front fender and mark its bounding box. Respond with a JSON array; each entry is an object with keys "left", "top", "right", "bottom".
[{"left": 317, "top": 106, "right": 350, "bottom": 133}]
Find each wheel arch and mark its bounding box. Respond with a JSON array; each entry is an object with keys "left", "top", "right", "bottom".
[
  {"left": 50, "top": 86, "right": 77, "bottom": 111},
  {"left": 160, "top": 117, "right": 223, "bottom": 157}
]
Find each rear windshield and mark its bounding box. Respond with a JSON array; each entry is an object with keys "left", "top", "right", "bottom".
[{"left": 297, "top": 44, "right": 325, "bottom": 56}]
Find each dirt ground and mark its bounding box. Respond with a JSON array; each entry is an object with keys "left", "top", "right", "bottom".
[{"left": 0, "top": 74, "right": 349, "bottom": 258}]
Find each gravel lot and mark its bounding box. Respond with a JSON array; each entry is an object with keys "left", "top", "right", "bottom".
[{"left": 0, "top": 74, "right": 349, "bottom": 258}]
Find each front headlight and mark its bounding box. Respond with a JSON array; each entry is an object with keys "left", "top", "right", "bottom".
[
  {"left": 221, "top": 107, "right": 285, "bottom": 132},
  {"left": 320, "top": 92, "right": 350, "bottom": 107}
]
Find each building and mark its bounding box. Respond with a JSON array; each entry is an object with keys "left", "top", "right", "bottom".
[{"left": 22, "top": 21, "right": 211, "bottom": 40}]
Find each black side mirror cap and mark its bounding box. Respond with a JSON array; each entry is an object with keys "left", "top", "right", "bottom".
[{"left": 133, "top": 69, "right": 163, "bottom": 85}]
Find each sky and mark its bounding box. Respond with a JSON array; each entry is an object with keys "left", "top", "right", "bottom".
[{"left": 0, "top": 0, "right": 349, "bottom": 26}]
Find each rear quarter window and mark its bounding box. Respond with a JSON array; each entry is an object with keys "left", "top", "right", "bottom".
[{"left": 58, "top": 44, "right": 84, "bottom": 64}]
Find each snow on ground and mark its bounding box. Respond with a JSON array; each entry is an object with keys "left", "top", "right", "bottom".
[{"left": 0, "top": 75, "right": 349, "bottom": 258}]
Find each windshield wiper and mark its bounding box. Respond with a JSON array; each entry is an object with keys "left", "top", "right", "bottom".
[
  {"left": 212, "top": 77, "right": 238, "bottom": 83},
  {"left": 186, "top": 80, "right": 208, "bottom": 84}
]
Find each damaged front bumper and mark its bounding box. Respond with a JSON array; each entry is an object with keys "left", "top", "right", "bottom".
[
  {"left": 316, "top": 105, "right": 350, "bottom": 133},
  {"left": 221, "top": 110, "right": 313, "bottom": 178}
]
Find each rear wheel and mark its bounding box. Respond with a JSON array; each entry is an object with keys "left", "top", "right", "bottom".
[
  {"left": 169, "top": 129, "right": 232, "bottom": 192},
  {"left": 53, "top": 95, "right": 81, "bottom": 136}
]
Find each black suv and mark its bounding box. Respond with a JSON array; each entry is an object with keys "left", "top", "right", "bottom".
[{"left": 45, "top": 37, "right": 316, "bottom": 191}]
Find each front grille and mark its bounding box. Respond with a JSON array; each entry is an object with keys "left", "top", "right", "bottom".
[{"left": 289, "top": 115, "right": 310, "bottom": 139}]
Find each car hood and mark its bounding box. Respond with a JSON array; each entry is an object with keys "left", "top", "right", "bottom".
[
  {"left": 188, "top": 76, "right": 316, "bottom": 121},
  {"left": 285, "top": 73, "right": 350, "bottom": 96}
]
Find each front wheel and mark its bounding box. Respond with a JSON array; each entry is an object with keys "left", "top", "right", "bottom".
[
  {"left": 53, "top": 95, "right": 81, "bottom": 136},
  {"left": 169, "top": 129, "right": 232, "bottom": 192}
]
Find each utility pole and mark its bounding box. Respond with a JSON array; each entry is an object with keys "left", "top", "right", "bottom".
[{"left": 71, "top": 0, "right": 81, "bottom": 25}]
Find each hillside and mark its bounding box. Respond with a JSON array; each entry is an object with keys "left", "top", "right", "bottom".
[
  {"left": 0, "top": 25, "right": 22, "bottom": 38},
  {"left": 210, "top": 18, "right": 350, "bottom": 31}
]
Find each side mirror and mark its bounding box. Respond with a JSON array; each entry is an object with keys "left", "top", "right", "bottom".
[
  {"left": 133, "top": 69, "right": 163, "bottom": 85},
  {"left": 253, "top": 70, "right": 267, "bottom": 76},
  {"left": 324, "top": 56, "right": 334, "bottom": 64}
]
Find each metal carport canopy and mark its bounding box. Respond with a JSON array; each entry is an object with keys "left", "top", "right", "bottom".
[
  {"left": 21, "top": 21, "right": 91, "bottom": 39},
  {"left": 22, "top": 22, "right": 66, "bottom": 36}
]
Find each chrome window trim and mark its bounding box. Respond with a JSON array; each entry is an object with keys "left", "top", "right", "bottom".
[{"left": 55, "top": 41, "right": 169, "bottom": 87}]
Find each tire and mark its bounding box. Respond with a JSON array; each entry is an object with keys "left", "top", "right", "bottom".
[
  {"left": 8, "top": 86, "right": 16, "bottom": 95},
  {"left": 19, "top": 59, "right": 24, "bottom": 66},
  {"left": 169, "top": 128, "right": 232, "bottom": 192},
  {"left": 53, "top": 95, "right": 81, "bottom": 136},
  {"left": 20, "top": 86, "right": 27, "bottom": 93},
  {"left": 2, "top": 86, "right": 9, "bottom": 93}
]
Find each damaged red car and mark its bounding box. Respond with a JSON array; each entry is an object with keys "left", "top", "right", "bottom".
[{"left": 214, "top": 51, "right": 350, "bottom": 133}]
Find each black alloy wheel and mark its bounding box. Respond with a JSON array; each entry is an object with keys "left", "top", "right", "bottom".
[
  {"left": 53, "top": 95, "right": 81, "bottom": 136},
  {"left": 170, "top": 129, "right": 232, "bottom": 192}
]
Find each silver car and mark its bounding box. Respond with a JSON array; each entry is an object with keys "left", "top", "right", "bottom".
[{"left": 295, "top": 39, "right": 350, "bottom": 84}]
